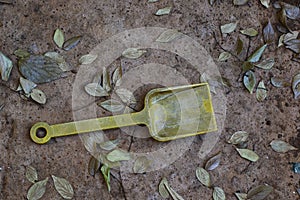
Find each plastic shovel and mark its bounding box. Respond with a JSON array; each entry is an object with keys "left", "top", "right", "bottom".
[{"left": 30, "top": 83, "right": 217, "bottom": 144}]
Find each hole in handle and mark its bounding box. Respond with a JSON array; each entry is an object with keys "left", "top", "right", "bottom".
[{"left": 30, "top": 122, "right": 52, "bottom": 144}]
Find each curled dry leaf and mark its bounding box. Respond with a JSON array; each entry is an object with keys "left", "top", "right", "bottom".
[
  {"left": 112, "top": 66, "right": 122, "bottom": 87},
  {"left": 156, "top": 29, "right": 182, "bottom": 43},
  {"left": 159, "top": 178, "right": 170, "bottom": 198},
  {"left": 218, "top": 52, "right": 231, "bottom": 62},
  {"left": 53, "top": 28, "right": 65, "bottom": 48},
  {"left": 63, "top": 35, "right": 82, "bottom": 51},
  {"left": 106, "top": 149, "right": 131, "bottom": 162},
  {"left": 263, "top": 20, "right": 275, "bottom": 44},
  {"left": 18, "top": 55, "right": 64, "bottom": 84},
  {"left": 247, "top": 44, "right": 267, "bottom": 63},
  {"left": 52, "top": 175, "right": 74, "bottom": 199},
  {"left": 256, "top": 80, "right": 267, "bottom": 102},
  {"left": 27, "top": 178, "right": 48, "bottom": 200},
  {"left": 284, "top": 31, "right": 299, "bottom": 43},
  {"left": 213, "top": 187, "right": 226, "bottom": 200},
  {"left": 270, "top": 140, "right": 297, "bottom": 153},
  {"left": 240, "top": 28, "right": 258, "bottom": 37},
  {"left": 220, "top": 22, "right": 237, "bottom": 34},
  {"left": 98, "top": 139, "right": 119, "bottom": 151},
  {"left": 20, "top": 77, "right": 37, "bottom": 94},
  {"left": 79, "top": 54, "right": 97, "bottom": 65},
  {"left": 271, "top": 77, "right": 290, "bottom": 88},
  {"left": 133, "top": 156, "right": 152, "bottom": 173},
  {"left": 85, "top": 83, "right": 109, "bottom": 97},
  {"left": 155, "top": 6, "right": 172, "bottom": 16},
  {"left": 30, "top": 89, "right": 47, "bottom": 104},
  {"left": 26, "top": 166, "right": 38, "bottom": 183},
  {"left": 284, "top": 39, "right": 300, "bottom": 53},
  {"left": 122, "top": 48, "right": 147, "bottom": 59},
  {"left": 233, "top": 0, "right": 249, "bottom": 6},
  {"left": 101, "top": 165, "right": 111, "bottom": 192},
  {"left": 88, "top": 156, "right": 101, "bottom": 176},
  {"left": 292, "top": 73, "right": 300, "bottom": 99},
  {"left": 228, "top": 131, "right": 249, "bottom": 145},
  {"left": 255, "top": 58, "right": 274, "bottom": 70},
  {"left": 0, "top": 51, "right": 13, "bottom": 81},
  {"left": 247, "top": 185, "right": 273, "bottom": 200},
  {"left": 236, "top": 148, "right": 259, "bottom": 162},
  {"left": 243, "top": 70, "right": 256, "bottom": 94},
  {"left": 282, "top": 2, "right": 300, "bottom": 20},
  {"left": 102, "top": 67, "right": 111, "bottom": 92},
  {"left": 196, "top": 167, "right": 211, "bottom": 187},
  {"left": 278, "top": 8, "right": 290, "bottom": 31},
  {"left": 205, "top": 152, "right": 222, "bottom": 171}
]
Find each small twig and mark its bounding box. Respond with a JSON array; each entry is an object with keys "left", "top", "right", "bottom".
[
  {"left": 246, "top": 37, "right": 252, "bottom": 60},
  {"left": 118, "top": 171, "right": 128, "bottom": 200}
]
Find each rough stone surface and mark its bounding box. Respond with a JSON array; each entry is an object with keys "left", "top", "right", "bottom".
[{"left": 0, "top": 0, "right": 300, "bottom": 199}]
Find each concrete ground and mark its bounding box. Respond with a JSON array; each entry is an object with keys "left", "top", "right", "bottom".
[{"left": 0, "top": 0, "right": 299, "bottom": 199}]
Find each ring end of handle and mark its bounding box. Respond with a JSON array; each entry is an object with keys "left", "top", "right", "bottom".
[{"left": 30, "top": 122, "right": 52, "bottom": 144}]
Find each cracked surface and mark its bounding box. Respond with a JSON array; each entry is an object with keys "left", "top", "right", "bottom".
[{"left": 0, "top": 0, "right": 300, "bottom": 199}]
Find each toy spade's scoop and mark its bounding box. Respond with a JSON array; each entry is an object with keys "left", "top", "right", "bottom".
[{"left": 30, "top": 83, "right": 217, "bottom": 144}]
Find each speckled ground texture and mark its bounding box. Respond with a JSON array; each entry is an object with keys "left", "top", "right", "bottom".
[{"left": 0, "top": 0, "right": 300, "bottom": 199}]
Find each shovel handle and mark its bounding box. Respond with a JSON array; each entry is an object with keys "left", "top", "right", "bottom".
[{"left": 30, "top": 109, "right": 148, "bottom": 144}]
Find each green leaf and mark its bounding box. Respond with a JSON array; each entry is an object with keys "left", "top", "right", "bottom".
[
  {"left": 260, "top": 0, "right": 270, "bottom": 8},
  {"left": 263, "top": 20, "right": 275, "bottom": 44},
  {"left": 0, "top": 51, "right": 13, "bottom": 81},
  {"left": 20, "top": 77, "right": 37, "bottom": 94},
  {"left": 101, "top": 165, "right": 111, "bottom": 192},
  {"left": 255, "top": 58, "right": 274, "bottom": 70},
  {"left": 228, "top": 131, "right": 249, "bottom": 145},
  {"left": 292, "top": 73, "right": 300, "bottom": 99},
  {"left": 44, "top": 52, "right": 71, "bottom": 72},
  {"left": 220, "top": 22, "right": 237, "bottom": 34},
  {"left": 88, "top": 156, "right": 101, "bottom": 176},
  {"left": 156, "top": 29, "right": 182, "bottom": 43},
  {"left": 18, "top": 55, "right": 64, "bottom": 84},
  {"left": 106, "top": 149, "right": 131, "bottom": 162},
  {"left": 155, "top": 7, "right": 172, "bottom": 16},
  {"left": 79, "top": 54, "right": 98, "bottom": 65},
  {"left": 84, "top": 83, "right": 109, "bottom": 97},
  {"left": 218, "top": 52, "right": 231, "bottom": 62},
  {"left": 270, "top": 140, "right": 297, "bottom": 153},
  {"left": 256, "top": 80, "right": 267, "bottom": 102},
  {"left": 159, "top": 178, "right": 170, "bottom": 198},
  {"left": 26, "top": 166, "right": 38, "bottom": 183},
  {"left": 30, "top": 89, "right": 46, "bottom": 104},
  {"left": 247, "top": 44, "right": 267, "bottom": 63},
  {"left": 240, "top": 28, "right": 258, "bottom": 37},
  {"left": 247, "top": 185, "right": 273, "bottom": 200},
  {"left": 236, "top": 37, "right": 243, "bottom": 55},
  {"left": 235, "top": 193, "right": 247, "bottom": 200},
  {"left": 213, "top": 187, "right": 226, "bottom": 200},
  {"left": 205, "top": 152, "right": 222, "bottom": 171},
  {"left": 122, "top": 48, "right": 147, "bottom": 59},
  {"left": 236, "top": 148, "right": 259, "bottom": 162},
  {"left": 14, "top": 49, "right": 30, "bottom": 59},
  {"left": 116, "top": 88, "right": 137, "bottom": 105},
  {"left": 112, "top": 66, "right": 122, "bottom": 87},
  {"left": 196, "top": 167, "right": 211, "bottom": 187},
  {"left": 63, "top": 35, "right": 82, "bottom": 51},
  {"left": 52, "top": 175, "right": 74, "bottom": 199},
  {"left": 53, "top": 28, "right": 65, "bottom": 48},
  {"left": 243, "top": 70, "right": 256, "bottom": 94},
  {"left": 98, "top": 139, "right": 120, "bottom": 151},
  {"left": 27, "top": 178, "right": 48, "bottom": 200},
  {"left": 98, "top": 99, "right": 125, "bottom": 112},
  {"left": 133, "top": 156, "right": 152, "bottom": 173},
  {"left": 233, "top": 0, "right": 249, "bottom": 6}
]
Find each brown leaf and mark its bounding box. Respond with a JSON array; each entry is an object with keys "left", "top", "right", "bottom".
[
  {"left": 236, "top": 37, "right": 243, "bottom": 55},
  {"left": 88, "top": 156, "right": 101, "bottom": 176}
]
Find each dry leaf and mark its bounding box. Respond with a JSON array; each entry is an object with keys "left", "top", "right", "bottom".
[
  {"left": 218, "top": 52, "right": 231, "bottom": 62},
  {"left": 263, "top": 20, "right": 275, "bottom": 44},
  {"left": 270, "top": 140, "right": 297, "bottom": 153},
  {"left": 27, "top": 178, "right": 48, "bottom": 200},
  {"left": 63, "top": 36, "right": 82, "bottom": 51},
  {"left": 112, "top": 66, "right": 122, "bottom": 87},
  {"left": 236, "top": 37, "right": 244, "bottom": 55},
  {"left": 0, "top": 51, "right": 13, "bottom": 81},
  {"left": 213, "top": 187, "right": 226, "bottom": 200},
  {"left": 255, "top": 58, "right": 274, "bottom": 70},
  {"left": 102, "top": 67, "right": 111, "bottom": 92},
  {"left": 284, "top": 39, "right": 300, "bottom": 53},
  {"left": 292, "top": 73, "right": 300, "bottom": 99},
  {"left": 133, "top": 156, "right": 152, "bottom": 173},
  {"left": 256, "top": 80, "right": 267, "bottom": 102},
  {"left": 30, "top": 89, "right": 47, "bottom": 104},
  {"left": 247, "top": 185, "right": 273, "bottom": 200},
  {"left": 156, "top": 29, "right": 182, "bottom": 43},
  {"left": 236, "top": 148, "right": 259, "bottom": 162},
  {"left": 88, "top": 156, "right": 101, "bottom": 176},
  {"left": 122, "top": 48, "right": 147, "bottom": 59},
  {"left": 247, "top": 44, "right": 267, "bottom": 63},
  {"left": 240, "top": 28, "right": 258, "bottom": 37},
  {"left": 79, "top": 54, "right": 97, "bottom": 65},
  {"left": 26, "top": 166, "right": 38, "bottom": 183},
  {"left": 53, "top": 28, "right": 64, "bottom": 48},
  {"left": 233, "top": 0, "right": 249, "bottom": 6},
  {"left": 52, "top": 175, "right": 74, "bottom": 199},
  {"left": 98, "top": 139, "right": 119, "bottom": 151},
  {"left": 159, "top": 178, "right": 170, "bottom": 198},
  {"left": 106, "top": 149, "right": 131, "bottom": 162},
  {"left": 44, "top": 52, "right": 71, "bottom": 72},
  {"left": 260, "top": 0, "right": 270, "bottom": 8},
  {"left": 270, "top": 77, "right": 290, "bottom": 88},
  {"left": 235, "top": 193, "right": 247, "bottom": 200},
  {"left": 116, "top": 88, "right": 137, "bottom": 105},
  {"left": 221, "top": 22, "right": 237, "bottom": 34},
  {"left": 205, "top": 152, "right": 222, "bottom": 171},
  {"left": 20, "top": 77, "right": 37, "bottom": 94},
  {"left": 228, "top": 131, "right": 249, "bottom": 145},
  {"left": 243, "top": 70, "right": 256, "bottom": 94},
  {"left": 14, "top": 49, "right": 30, "bottom": 59},
  {"left": 155, "top": 7, "right": 172, "bottom": 16},
  {"left": 196, "top": 167, "right": 211, "bottom": 187},
  {"left": 85, "top": 83, "right": 109, "bottom": 97}
]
